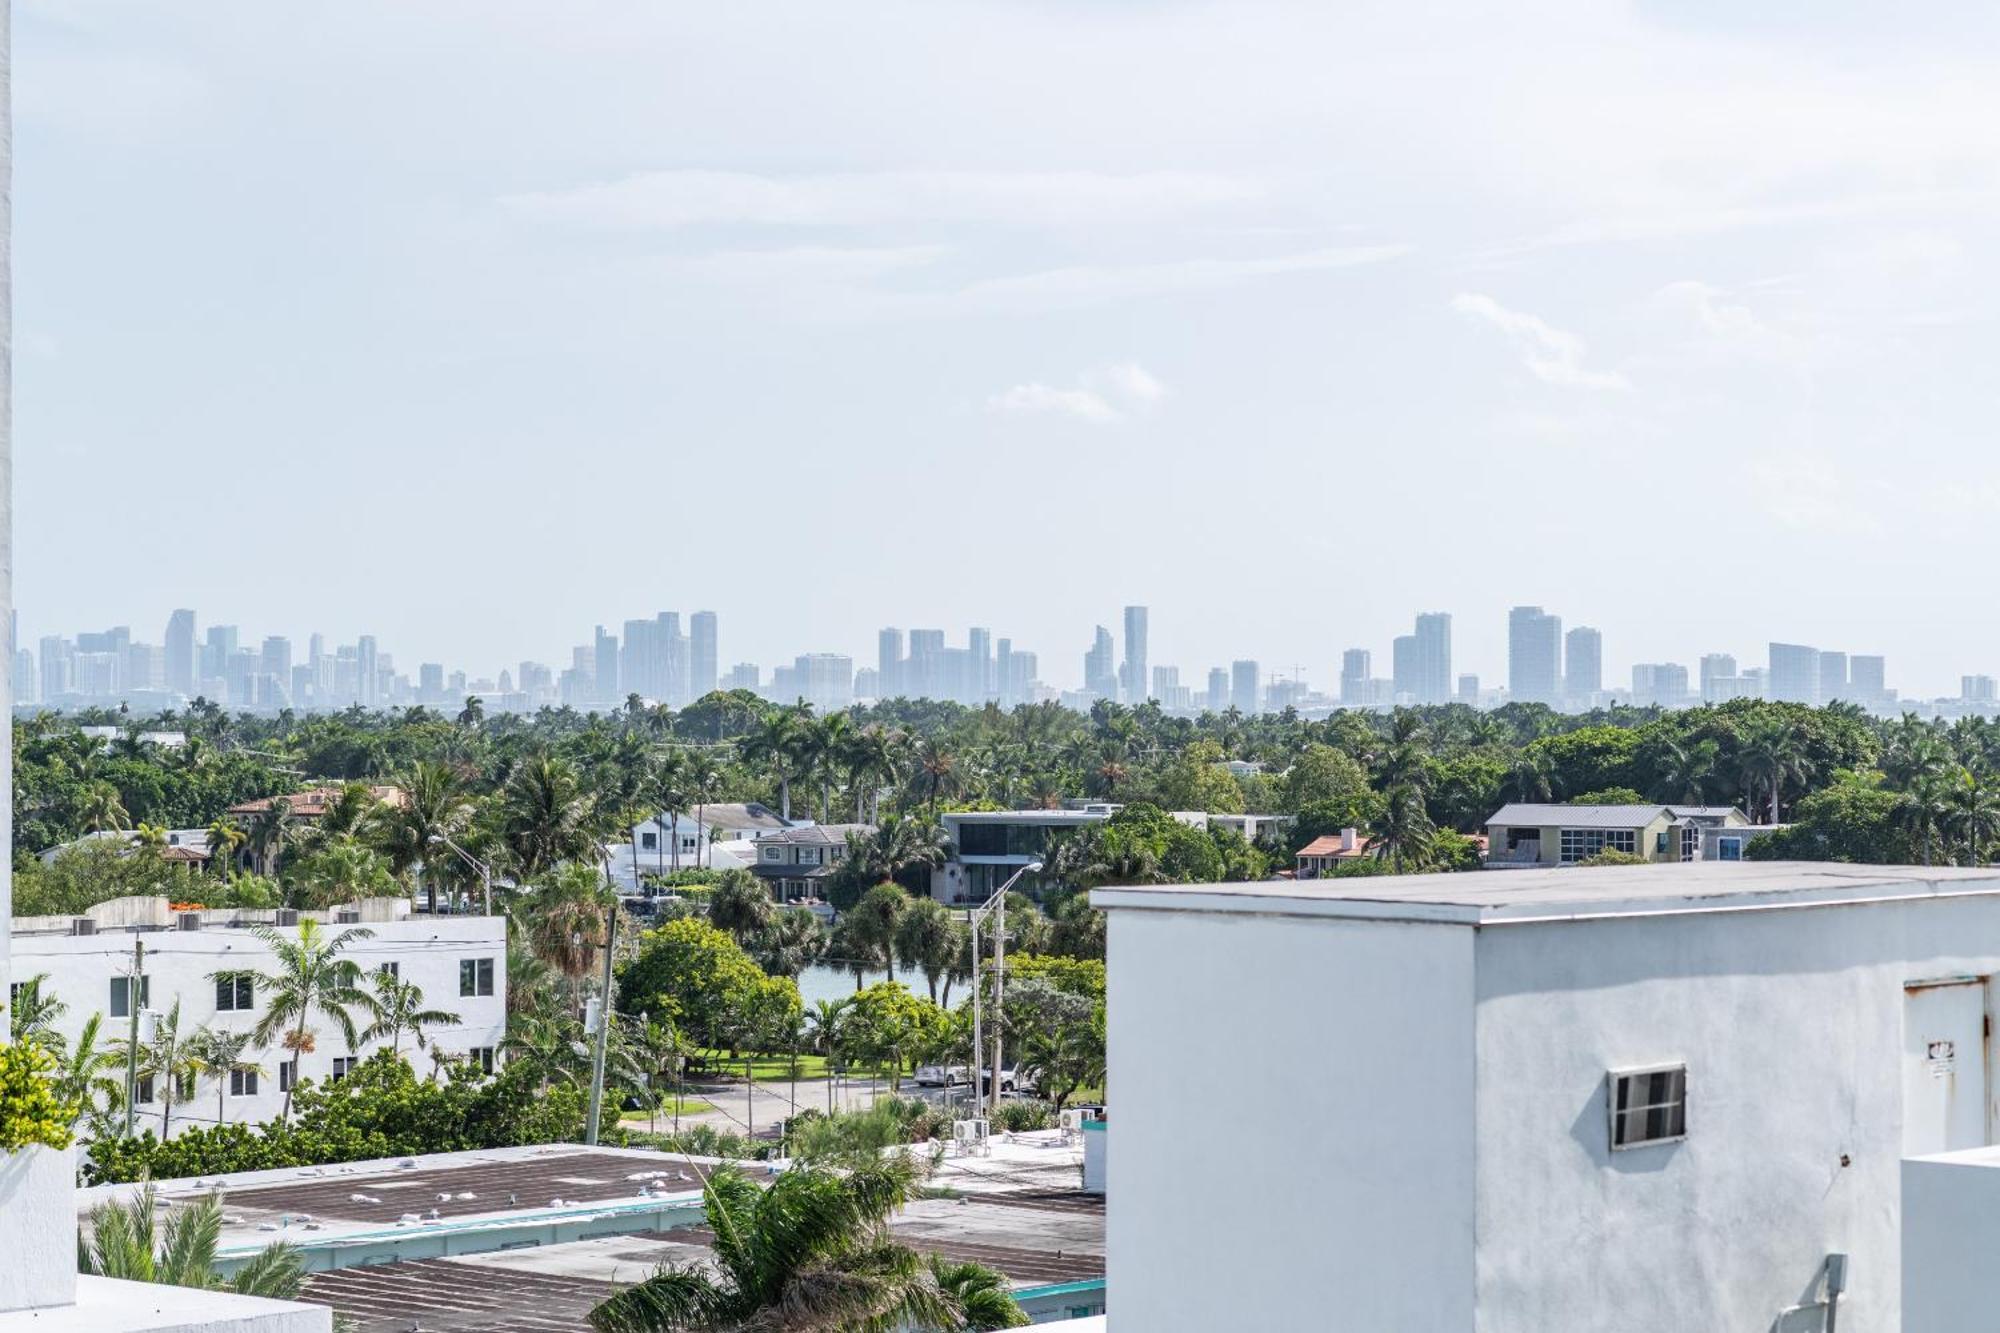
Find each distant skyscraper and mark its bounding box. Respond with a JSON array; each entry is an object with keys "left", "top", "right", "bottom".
[
  {"left": 1457, "top": 673, "right": 1479, "bottom": 703},
  {"left": 1340, "top": 649, "right": 1370, "bottom": 705},
  {"left": 1206, "top": 668, "right": 1228, "bottom": 713},
  {"left": 796, "top": 653, "right": 853, "bottom": 712},
  {"left": 909, "top": 630, "right": 945, "bottom": 700},
  {"left": 357, "top": 635, "right": 379, "bottom": 707},
  {"left": 593, "top": 625, "right": 619, "bottom": 704},
  {"left": 1391, "top": 635, "right": 1417, "bottom": 702},
  {"left": 201, "top": 625, "right": 238, "bottom": 685},
  {"left": 419, "top": 662, "right": 445, "bottom": 701},
  {"left": 1963, "top": 675, "right": 1997, "bottom": 703},
  {"left": 1563, "top": 626, "right": 1601, "bottom": 705},
  {"left": 1509, "top": 607, "right": 1563, "bottom": 707},
  {"left": 261, "top": 636, "right": 292, "bottom": 688},
  {"left": 1231, "top": 660, "right": 1260, "bottom": 715},
  {"left": 1818, "top": 651, "right": 1849, "bottom": 704},
  {"left": 1769, "top": 643, "right": 1819, "bottom": 705},
  {"left": 1120, "top": 605, "right": 1149, "bottom": 704},
  {"left": 689, "top": 611, "right": 718, "bottom": 701},
  {"left": 165, "top": 610, "right": 196, "bottom": 695},
  {"left": 996, "top": 638, "right": 1017, "bottom": 707},
  {"left": 1413, "top": 613, "right": 1451, "bottom": 704},
  {"left": 621, "top": 618, "right": 656, "bottom": 701},
  {"left": 1085, "top": 626, "right": 1117, "bottom": 699},
  {"left": 968, "top": 627, "right": 993, "bottom": 704},
  {"left": 1631, "top": 663, "right": 1689, "bottom": 708},
  {"left": 1699, "top": 653, "right": 1737, "bottom": 704},
  {"left": 877, "top": 628, "right": 904, "bottom": 698},
  {"left": 1850, "top": 655, "right": 1886, "bottom": 704},
  {"left": 724, "top": 662, "right": 759, "bottom": 692}
]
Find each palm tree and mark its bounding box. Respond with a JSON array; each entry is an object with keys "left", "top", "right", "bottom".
[
  {"left": 1739, "top": 717, "right": 1810, "bottom": 824},
  {"left": 910, "top": 737, "right": 962, "bottom": 814},
  {"left": 1896, "top": 774, "right": 1955, "bottom": 867},
  {"left": 894, "top": 898, "right": 963, "bottom": 1003},
  {"left": 706, "top": 869, "right": 775, "bottom": 945},
  {"left": 204, "top": 819, "right": 248, "bottom": 876},
  {"left": 52, "top": 1013, "right": 124, "bottom": 1136},
  {"left": 361, "top": 972, "right": 463, "bottom": 1055},
  {"left": 743, "top": 708, "right": 806, "bottom": 821},
  {"left": 848, "top": 882, "right": 912, "bottom": 984},
  {"left": 8, "top": 973, "right": 67, "bottom": 1052},
  {"left": 1651, "top": 738, "right": 1719, "bottom": 805},
  {"left": 1502, "top": 750, "right": 1556, "bottom": 804},
  {"left": 186, "top": 1027, "right": 261, "bottom": 1129},
  {"left": 802, "top": 713, "right": 854, "bottom": 823},
  {"left": 376, "top": 760, "right": 475, "bottom": 913},
  {"left": 1948, "top": 770, "right": 2000, "bottom": 866},
  {"left": 828, "top": 915, "right": 884, "bottom": 993},
  {"left": 80, "top": 1186, "right": 307, "bottom": 1301},
  {"left": 501, "top": 754, "right": 600, "bottom": 875},
  {"left": 521, "top": 863, "right": 613, "bottom": 988},
  {"left": 751, "top": 908, "right": 828, "bottom": 980},
  {"left": 242, "top": 918, "right": 380, "bottom": 1119},
  {"left": 1371, "top": 785, "right": 1435, "bottom": 874},
  {"left": 847, "top": 818, "right": 953, "bottom": 891},
  {"left": 125, "top": 999, "right": 203, "bottom": 1139},
  {"left": 78, "top": 781, "right": 130, "bottom": 834},
  {"left": 926, "top": 1256, "right": 1030, "bottom": 1330},
  {"left": 243, "top": 798, "right": 296, "bottom": 878},
  {"left": 586, "top": 1157, "right": 1012, "bottom": 1333}
]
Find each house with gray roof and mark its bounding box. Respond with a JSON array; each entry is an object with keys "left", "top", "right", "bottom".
[
  {"left": 1484, "top": 803, "right": 1751, "bottom": 867},
  {"left": 750, "top": 823, "right": 874, "bottom": 902}
]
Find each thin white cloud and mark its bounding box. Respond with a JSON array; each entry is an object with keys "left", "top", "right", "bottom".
[
  {"left": 1451, "top": 292, "right": 1631, "bottom": 390},
  {"left": 987, "top": 361, "right": 1169, "bottom": 425},
  {"left": 958, "top": 245, "right": 1410, "bottom": 312},
  {"left": 503, "top": 170, "right": 1262, "bottom": 228}
]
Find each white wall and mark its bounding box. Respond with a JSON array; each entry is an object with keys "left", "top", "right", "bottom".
[
  {"left": 17, "top": 916, "right": 507, "bottom": 1134},
  {"left": 1105, "top": 907, "right": 1476, "bottom": 1330},
  {"left": 1902, "top": 1149, "right": 2000, "bottom": 1332},
  {"left": 1472, "top": 893, "right": 2000, "bottom": 1333}
]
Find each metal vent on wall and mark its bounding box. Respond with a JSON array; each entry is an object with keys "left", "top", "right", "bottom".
[
  {"left": 70, "top": 917, "right": 96, "bottom": 936},
  {"left": 177, "top": 913, "right": 202, "bottom": 931}
]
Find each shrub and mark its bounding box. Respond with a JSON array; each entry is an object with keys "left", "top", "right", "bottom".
[
  {"left": 990, "top": 1099, "right": 1056, "bottom": 1133},
  {"left": 0, "top": 1042, "right": 76, "bottom": 1152}
]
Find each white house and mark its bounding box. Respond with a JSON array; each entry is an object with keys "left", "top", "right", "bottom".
[
  {"left": 609, "top": 803, "right": 791, "bottom": 890},
  {"left": 1093, "top": 862, "right": 2000, "bottom": 1331},
  {"left": 12, "top": 896, "right": 507, "bottom": 1134}
]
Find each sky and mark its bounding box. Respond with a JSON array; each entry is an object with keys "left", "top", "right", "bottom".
[{"left": 16, "top": 0, "right": 2000, "bottom": 698}]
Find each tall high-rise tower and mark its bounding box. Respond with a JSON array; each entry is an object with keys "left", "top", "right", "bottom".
[
  {"left": 1413, "top": 613, "right": 1451, "bottom": 704},
  {"left": 165, "top": 609, "right": 196, "bottom": 695},
  {"left": 1508, "top": 607, "right": 1563, "bottom": 707},
  {"left": 689, "top": 611, "right": 717, "bottom": 701},
  {"left": 1121, "top": 605, "right": 1149, "bottom": 704},
  {"left": 877, "top": 627, "right": 904, "bottom": 699},
  {"left": 1340, "top": 649, "right": 1370, "bottom": 705},
  {"left": 1085, "top": 627, "right": 1117, "bottom": 699},
  {"left": 1564, "top": 626, "right": 1602, "bottom": 705}
]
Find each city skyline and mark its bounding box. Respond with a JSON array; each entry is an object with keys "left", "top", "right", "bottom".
[{"left": 23, "top": 596, "right": 2000, "bottom": 717}]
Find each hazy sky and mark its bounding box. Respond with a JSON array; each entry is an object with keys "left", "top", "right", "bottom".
[{"left": 17, "top": 1, "right": 2000, "bottom": 697}]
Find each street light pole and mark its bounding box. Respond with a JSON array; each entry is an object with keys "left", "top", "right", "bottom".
[
  {"left": 585, "top": 874, "right": 619, "bottom": 1146},
  {"left": 429, "top": 833, "right": 493, "bottom": 916},
  {"left": 967, "top": 860, "right": 1041, "bottom": 1119}
]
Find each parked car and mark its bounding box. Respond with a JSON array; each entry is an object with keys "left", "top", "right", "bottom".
[{"left": 913, "top": 1064, "right": 971, "bottom": 1088}]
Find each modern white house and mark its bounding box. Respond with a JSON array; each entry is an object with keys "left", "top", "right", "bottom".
[
  {"left": 12, "top": 895, "right": 507, "bottom": 1133},
  {"left": 1484, "top": 802, "right": 1752, "bottom": 866},
  {"left": 1093, "top": 862, "right": 2000, "bottom": 1331}
]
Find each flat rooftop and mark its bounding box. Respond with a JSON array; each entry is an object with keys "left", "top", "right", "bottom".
[{"left": 1093, "top": 862, "right": 2000, "bottom": 925}]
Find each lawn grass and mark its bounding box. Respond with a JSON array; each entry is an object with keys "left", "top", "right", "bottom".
[
  {"left": 692, "top": 1050, "right": 910, "bottom": 1084},
  {"left": 620, "top": 1096, "right": 714, "bottom": 1123}
]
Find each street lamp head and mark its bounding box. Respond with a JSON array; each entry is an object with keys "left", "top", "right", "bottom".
[{"left": 1025, "top": 861, "right": 1044, "bottom": 874}]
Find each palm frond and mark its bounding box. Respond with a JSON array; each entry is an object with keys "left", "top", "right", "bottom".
[
  {"left": 228, "top": 1241, "right": 307, "bottom": 1300},
  {"left": 158, "top": 1194, "right": 224, "bottom": 1289},
  {"left": 587, "top": 1264, "right": 730, "bottom": 1333}
]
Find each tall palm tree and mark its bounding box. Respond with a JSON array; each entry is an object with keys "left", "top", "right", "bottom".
[
  {"left": 501, "top": 753, "right": 599, "bottom": 875},
  {"left": 706, "top": 869, "right": 775, "bottom": 945},
  {"left": 1896, "top": 773, "right": 1955, "bottom": 867},
  {"left": 910, "top": 737, "right": 962, "bottom": 814},
  {"left": 204, "top": 819, "right": 248, "bottom": 877},
  {"left": 243, "top": 798, "right": 296, "bottom": 878},
  {"left": 361, "top": 972, "right": 463, "bottom": 1055},
  {"left": 1948, "top": 770, "right": 2000, "bottom": 866},
  {"left": 186, "top": 1027, "right": 261, "bottom": 1129},
  {"left": 124, "top": 999, "right": 203, "bottom": 1139},
  {"left": 848, "top": 883, "right": 911, "bottom": 984},
  {"left": 78, "top": 781, "right": 130, "bottom": 834},
  {"left": 242, "top": 918, "right": 380, "bottom": 1118},
  {"left": 1650, "top": 738, "right": 1720, "bottom": 805},
  {"left": 743, "top": 708, "right": 807, "bottom": 821},
  {"left": 894, "top": 898, "right": 964, "bottom": 1003},
  {"left": 52, "top": 1013, "right": 124, "bottom": 1136},
  {"left": 1371, "top": 785, "right": 1435, "bottom": 874},
  {"left": 376, "top": 760, "right": 475, "bottom": 912},
  {"left": 587, "top": 1158, "right": 1010, "bottom": 1333},
  {"left": 458, "top": 695, "right": 486, "bottom": 728},
  {"left": 80, "top": 1186, "right": 307, "bottom": 1301},
  {"left": 1739, "top": 718, "right": 1810, "bottom": 823}
]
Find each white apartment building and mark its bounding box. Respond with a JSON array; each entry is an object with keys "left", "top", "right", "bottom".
[
  {"left": 12, "top": 896, "right": 506, "bottom": 1134},
  {"left": 1094, "top": 863, "right": 2000, "bottom": 1331}
]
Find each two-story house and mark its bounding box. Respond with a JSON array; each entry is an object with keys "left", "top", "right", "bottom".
[{"left": 750, "top": 823, "right": 873, "bottom": 902}]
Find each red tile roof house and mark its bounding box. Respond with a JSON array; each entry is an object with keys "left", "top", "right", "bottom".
[{"left": 1295, "top": 827, "right": 1377, "bottom": 878}]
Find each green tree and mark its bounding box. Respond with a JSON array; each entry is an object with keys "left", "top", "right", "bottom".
[
  {"left": 79, "top": 1185, "right": 309, "bottom": 1299},
  {"left": 501, "top": 753, "right": 599, "bottom": 875},
  {"left": 186, "top": 1027, "right": 262, "bottom": 1129},
  {"left": 240, "top": 918, "right": 380, "bottom": 1119},
  {"left": 894, "top": 897, "right": 965, "bottom": 1002},
  {"left": 706, "top": 868, "right": 775, "bottom": 945},
  {"left": 618, "top": 917, "right": 780, "bottom": 1049},
  {"left": 587, "top": 1158, "right": 1012, "bottom": 1333},
  {"left": 361, "top": 972, "right": 463, "bottom": 1055},
  {"left": 848, "top": 882, "right": 911, "bottom": 984},
  {"left": 750, "top": 908, "right": 829, "bottom": 980}
]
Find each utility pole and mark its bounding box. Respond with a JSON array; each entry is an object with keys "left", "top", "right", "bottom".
[
  {"left": 584, "top": 904, "right": 618, "bottom": 1146},
  {"left": 969, "top": 913, "right": 983, "bottom": 1119},
  {"left": 746, "top": 1053, "right": 755, "bottom": 1142},
  {"left": 991, "top": 889, "right": 1006, "bottom": 1109},
  {"left": 122, "top": 938, "right": 145, "bottom": 1139}
]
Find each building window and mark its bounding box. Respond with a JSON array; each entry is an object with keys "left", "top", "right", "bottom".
[
  {"left": 1681, "top": 827, "right": 1700, "bottom": 862},
  {"left": 229, "top": 1067, "right": 259, "bottom": 1097},
  {"left": 1609, "top": 1064, "right": 1688, "bottom": 1149},
  {"left": 378, "top": 962, "right": 399, "bottom": 980},
  {"left": 641, "top": 831, "right": 657, "bottom": 850},
  {"left": 135, "top": 1074, "right": 156, "bottom": 1105},
  {"left": 330, "top": 1057, "right": 359, "bottom": 1082},
  {"left": 470, "top": 1047, "right": 496, "bottom": 1075},
  {"left": 1718, "top": 837, "right": 1744, "bottom": 862},
  {"left": 763, "top": 847, "right": 782, "bottom": 862},
  {"left": 1559, "top": 828, "right": 1637, "bottom": 863},
  {"left": 215, "top": 973, "right": 255, "bottom": 1012},
  {"left": 798, "top": 847, "right": 820, "bottom": 865},
  {"left": 278, "top": 1060, "right": 297, "bottom": 1093},
  {"left": 110, "top": 975, "right": 151, "bottom": 1018},
  {"left": 460, "top": 957, "right": 495, "bottom": 997}
]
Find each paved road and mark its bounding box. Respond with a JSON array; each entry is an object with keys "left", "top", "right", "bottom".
[{"left": 625, "top": 1073, "right": 978, "bottom": 1140}]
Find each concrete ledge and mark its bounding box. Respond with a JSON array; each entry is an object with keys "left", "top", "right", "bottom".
[{"left": 0, "top": 1276, "right": 329, "bottom": 1332}]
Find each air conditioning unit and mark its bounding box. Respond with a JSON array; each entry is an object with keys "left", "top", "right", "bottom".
[
  {"left": 1059, "top": 1108, "right": 1087, "bottom": 1137},
  {"left": 70, "top": 917, "right": 97, "bottom": 937},
  {"left": 334, "top": 909, "right": 361, "bottom": 925},
  {"left": 950, "top": 1119, "right": 991, "bottom": 1158},
  {"left": 275, "top": 909, "right": 300, "bottom": 927},
  {"left": 177, "top": 913, "right": 202, "bottom": 931}
]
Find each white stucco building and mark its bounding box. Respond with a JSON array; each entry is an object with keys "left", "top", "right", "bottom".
[
  {"left": 1095, "top": 862, "right": 2000, "bottom": 1331},
  {"left": 12, "top": 896, "right": 506, "bottom": 1133}
]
